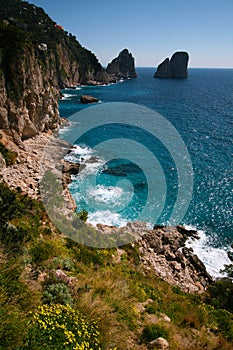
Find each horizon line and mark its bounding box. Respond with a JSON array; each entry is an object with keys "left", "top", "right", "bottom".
[{"left": 134, "top": 66, "right": 233, "bottom": 69}]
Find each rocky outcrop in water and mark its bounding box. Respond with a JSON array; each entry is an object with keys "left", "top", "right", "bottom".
[
  {"left": 106, "top": 49, "right": 137, "bottom": 80},
  {"left": 154, "top": 51, "right": 189, "bottom": 78},
  {"left": 80, "top": 95, "right": 99, "bottom": 104},
  {"left": 0, "top": 0, "right": 108, "bottom": 142}
]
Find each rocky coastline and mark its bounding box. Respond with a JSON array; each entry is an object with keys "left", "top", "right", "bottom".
[
  {"left": 0, "top": 130, "right": 212, "bottom": 294},
  {"left": 96, "top": 222, "right": 212, "bottom": 293},
  {"left": 0, "top": 0, "right": 212, "bottom": 296}
]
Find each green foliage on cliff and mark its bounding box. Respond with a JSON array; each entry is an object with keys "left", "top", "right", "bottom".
[
  {"left": 0, "top": 142, "right": 17, "bottom": 165},
  {"left": 0, "top": 180, "right": 233, "bottom": 349},
  {"left": 0, "top": 0, "right": 104, "bottom": 94}
]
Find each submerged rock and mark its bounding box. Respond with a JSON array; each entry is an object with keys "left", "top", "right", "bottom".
[
  {"left": 154, "top": 51, "right": 189, "bottom": 78},
  {"left": 106, "top": 49, "right": 137, "bottom": 80}
]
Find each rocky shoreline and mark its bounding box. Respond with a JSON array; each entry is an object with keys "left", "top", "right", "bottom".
[
  {"left": 97, "top": 222, "right": 212, "bottom": 293},
  {"left": 0, "top": 130, "right": 76, "bottom": 211},
  {"left": 0, "top": 130, "right": 213, "bottom": 293}
]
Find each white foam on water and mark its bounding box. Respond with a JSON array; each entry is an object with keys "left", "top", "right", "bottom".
[
  {"left": 87, "top": 185, "right": 124, "bottom": 205},
  {"left": 64, "top": 86, "right": 82, "bottom": 90},
  {"left": 87, "top": 210, "right": 128, "bottom": 227},
  {"left": 65, "top": 145, "right": 94, "bottom": 164},
  {"left": 185, "top": 225, "right": 232, "bottom": 278},
  {"left": 61, "top": 93, "right": 75, "bottom": 100},
  {"left": 58, "top": 120, "right": 78, "bottom": 136}
]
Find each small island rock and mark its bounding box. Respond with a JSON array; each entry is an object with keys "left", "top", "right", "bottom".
[
  {"left": 106, "top": 49, "right": 137, "bottom": 80},
  {"left": 154, "top": 51, "right": 189, "bottom": 79},
  {"left": 80, "top": 95, "right": 99, "bottom": 104}
]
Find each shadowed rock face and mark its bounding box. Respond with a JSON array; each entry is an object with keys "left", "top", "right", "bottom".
[
  {"left": 106, "top": 49, "right": 137, "bottom": 79},
  {"left": 154, "top": 51, "right": 189, "bottom": 78}
]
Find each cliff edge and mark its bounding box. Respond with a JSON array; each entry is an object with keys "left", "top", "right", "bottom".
[{"left": 0, "top": 0, "right": 108, "bottom": 141}]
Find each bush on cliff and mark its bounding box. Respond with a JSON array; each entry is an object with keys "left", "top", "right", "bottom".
[{"left": 0, "top": 142, "right": 17, "bottom": 165}]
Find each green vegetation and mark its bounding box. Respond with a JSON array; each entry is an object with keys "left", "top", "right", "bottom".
[
  {"left": 0, "top": 181, "right": 233, "bottom": 349},
  {"left": 0, "top": 0, "right": 104, "bottom": 96},
  {"left": 23, "top": 304, "right": 102, "bottom": 350},
  {"left": 43, "top": 283, "right": 73, "bottom": 306},
  {"left": 76, "top": 209, "right": 88, "bottom": 223},
  {"left": 0, "top": 142, "right": 17, "bottom": 165},
  {"left": 141, "top": 324, "right": 169, "bottom": 343},
  {"left": 206, "top": 279, "right": 233, "bottom": 313}
]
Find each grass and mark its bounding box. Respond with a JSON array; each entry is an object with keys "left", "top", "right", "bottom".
[{"left": 0, "top": 181, "right": 233, "bottom": 349}]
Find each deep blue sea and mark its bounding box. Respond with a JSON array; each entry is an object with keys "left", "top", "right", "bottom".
[{"left": 59, "top": 68, "right": 233, "bottom": 275}]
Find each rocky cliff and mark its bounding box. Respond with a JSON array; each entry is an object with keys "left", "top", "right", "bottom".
[
  {"left": 106, "top": 49, "right": 137, "bottom": 80},
  {"left": 154, "top": 51, "right": 189, "bottom": 79},
  {"left": 0, "top": 0, "right": 108, "bottom": 141}
]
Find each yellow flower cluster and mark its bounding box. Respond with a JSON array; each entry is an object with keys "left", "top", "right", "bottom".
[{"left": 31, "top": 304, "right": 101, "bottom": 349}]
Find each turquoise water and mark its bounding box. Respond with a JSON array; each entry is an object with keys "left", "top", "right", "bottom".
[{"left": 59, "top": 68, "right": 233, "bottom": 249}]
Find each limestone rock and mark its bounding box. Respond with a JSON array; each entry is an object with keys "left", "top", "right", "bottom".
[
  {"left": 55, "top": 269, "right": 76, "bottom": 287},
  {"left": 107, "top": 49, "right": 137, "bottom": 80},
  {"left": 149, "top": 337, "right": 169, "bottom": 349},
  {"left": 95, "top": 222, "right": 212, "bottom": 293},
  {"left": 154, "top": 51, "right": 189, "bottom": 79},
  {"left": 62, "top": 160, "right": 81, "bottom": 188},
  {"left": 80, "top": 95, "right": 99, "bottom": 104}
]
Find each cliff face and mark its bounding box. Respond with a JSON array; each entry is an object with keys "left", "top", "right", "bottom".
[
  {"left": 0, "top": 42, "right": 60, "bottom": 141},
  {"left": 0, "top": 0, "right": 108, "bottom": 141},
  {"left": 154, "top": 51, "right": 189, "bottom": 79},
  {"left": 106, "top": 49, "right": 137, "bottom": 80}
]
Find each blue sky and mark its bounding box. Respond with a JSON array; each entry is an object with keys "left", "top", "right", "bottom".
[{"left": 30, "top": 0, "right": 233, "bottom": 68}]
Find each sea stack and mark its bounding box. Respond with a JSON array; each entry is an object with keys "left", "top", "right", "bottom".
[
  {"left": 154, "top": 51, "right": 189, "bottom": 78},
  {"left": 106, "top": 49, "right": 137, "bottom": 80}
]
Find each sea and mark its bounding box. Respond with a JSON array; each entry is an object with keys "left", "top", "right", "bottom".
[{"left": 58, "top": 68, "right": 233, "bottom": 277}]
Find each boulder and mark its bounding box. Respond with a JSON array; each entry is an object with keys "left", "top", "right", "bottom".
[
  {"left": 154, "top": 51, "right": 189, "bottom": 79},
  {"left": 80, "top": 95, "right": 99, "bottom": 104},
  {"left": 149, "top": 337, "right": 169, "bottom": 349},
  {"left": 106, "top": 49, "right": 137, "bottom": 79}
]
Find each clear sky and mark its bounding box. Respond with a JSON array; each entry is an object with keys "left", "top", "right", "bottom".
[{"left": 29, "top": 0, "right": 233, "bottom": 68}]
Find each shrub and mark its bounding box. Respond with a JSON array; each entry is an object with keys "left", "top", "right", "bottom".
[
  {"left": 141, "top": 324, "right": 169, "bottom": 343},
  {"left": 0, "top": 223, "right": 31, "bottom": 247},
  {"left": 207, "top": 280, "right": 233, "bottom": 313},
  {"left": 43, "top": 283, "right": 73, "bottom": 305},
  {"left": 25, "top": 304, "right": 101, "bottom": 349},
  {"left": 145, "top": 303, "right": 157, "bottom": 315},
  {"left": 76, "top": 209, "right": 88, "bottom": 223},
  {"left": 30, "top": 240, "right": 55, "bottom": 264},
  {"left": 52, "top": 257, "right": 74, "bottom": 271},
  {"left": 211, "top": 309, "right": 233, "bottom": 341},
  {"left": 0, "top": 142, "right": 17, "bottom": 165},
  {"left": 221, "top": 264, "right": 233, "bottom": 278}
]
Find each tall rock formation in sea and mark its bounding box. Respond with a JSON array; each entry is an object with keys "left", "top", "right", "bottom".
[
  {"left": 154, "top": 51, "right": 189, "bottom": 79},
  {"left": 0, "top": 0, "right": 108, "bottom": 142},
  {"left": 106, "top": 49, "right": 137, "bottom": 80}
]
